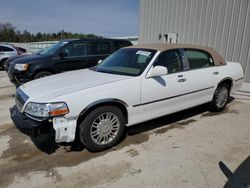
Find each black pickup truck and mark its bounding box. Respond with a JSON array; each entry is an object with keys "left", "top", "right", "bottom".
[{"left": 7, "top": 38, "right": 132, "bottom": 86}]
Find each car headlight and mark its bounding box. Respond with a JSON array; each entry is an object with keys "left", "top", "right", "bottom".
[
  {"left": 14, "top": 64, "right": 29, "bottom": 71},
  {"left": 24, "top": 102, "right": 69, "bottom": 120}
]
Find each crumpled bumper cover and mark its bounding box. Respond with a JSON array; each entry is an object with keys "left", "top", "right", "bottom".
[
  {"left": 8, "top": 72, "right": 30, "bottom": 86},
  {"left": 10, "top": 105, "right": 77, "bottom": 143},
  {"left": 10, "top": 105, "right": 53, "bottom": 137}
]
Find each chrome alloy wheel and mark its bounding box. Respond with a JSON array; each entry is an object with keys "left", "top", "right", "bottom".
[
  {"left": 90, "top": 112, "right": 120, "bottom": 145},
  {"left": 215, "top": 86, "right": 229, "bottom": 108}
]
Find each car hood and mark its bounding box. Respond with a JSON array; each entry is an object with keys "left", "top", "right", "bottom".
[
  {"left": 19, "top": 69, "right": 131, "bottom": 102},
  {"left": 7, "top": 54, "right": 29, "bottom": 61},
  {"left": 11, "top": 53, "right": 47, "bottom": 64}
]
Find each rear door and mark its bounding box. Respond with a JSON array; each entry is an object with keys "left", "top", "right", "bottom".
[
  {"left": 181, "top": 48, "right": 221, "bottom": 106},
  {"left": 86, "top": 41, "right": 112, "bottom": 64}
]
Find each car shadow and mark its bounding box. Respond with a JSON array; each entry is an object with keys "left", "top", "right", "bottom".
[
  {"left": 31, "top": 133, "right": 59, "bottom": 154},
  {"left": 219, "top": 156, "right": 250, "bottom": 188},
  {"left": 30, "top": 97, "right": 235, "bottom": 154},
  {"left": 125, "top": 103, "right": 208, "bottom": 137},
  {"left": 31, "top": 133, "right": 84, "bottom": 154},
  {"left": 125, "top": 96, "right": 234, "bottom": 137}
]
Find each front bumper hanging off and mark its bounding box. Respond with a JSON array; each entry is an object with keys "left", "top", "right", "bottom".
[
  {"left": 10, "top": 105, "right": 53, "bottom": 137},
  {"left": 10, "top": 105, "right": 77, "bottom": 143}
]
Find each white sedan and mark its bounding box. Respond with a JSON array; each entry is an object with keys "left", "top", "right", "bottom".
[{"left": 11, "top": 44, "right": 245, "bottom": 152}]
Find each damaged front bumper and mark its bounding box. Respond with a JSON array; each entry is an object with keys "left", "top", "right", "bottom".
[
  {"left": 10, "top": 105, "right": 53, "bottom": 137},
  {"left": 10, "top": 105, "right": 77, "bottom": 143}
]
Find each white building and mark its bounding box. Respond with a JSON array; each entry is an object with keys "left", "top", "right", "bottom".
[{"left": 139, "top": 0, "right": 250, "bottom": 82}]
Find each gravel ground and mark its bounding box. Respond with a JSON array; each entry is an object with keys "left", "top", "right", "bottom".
[{"left": 0, "top": 71, "right": 250, "bottom": 188}]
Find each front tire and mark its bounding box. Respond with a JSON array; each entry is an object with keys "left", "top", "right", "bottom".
[
  {"left": 210, "top": 83, "right": 230, "bottom": 112},
  {"left": 34, "top": 71, "right": 52, "bottom": 79},
  {"left": 79, "top": 106, "right": 125, "bottom": 152}
]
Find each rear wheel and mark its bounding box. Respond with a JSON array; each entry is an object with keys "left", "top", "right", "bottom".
[
  {"left": 210, "top": 83, "right": 230, "bottom": 112},
  {"left": 79, "top": 106, "right": 125, "bottom": 152},
  {"left": 0, "top": 59, "right": 7, "bottom": 69},
  {"left": 34, "top": 71, "right": 53, "bottom": 79}
]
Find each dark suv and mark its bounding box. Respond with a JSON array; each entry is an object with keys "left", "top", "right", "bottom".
[{"left": 7, "top": 38, "right": 132, "bottom": 86}]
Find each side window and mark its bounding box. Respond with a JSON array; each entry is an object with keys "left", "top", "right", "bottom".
[
  {"left": 63, "top": 42, "right": 86, "bottom": 57},
  {"left": 154, "top": 49, "right": 182, "bottom": 74},
  {"left": 184, "top": 49, "right": 214, "bottom": 69},
  {"left": 0, "top": 46, "right": 14, "bottom": 52},
  {"left": 88, "top": 42, "right": 111, "bottom": 55},
  {"left": 5, "top": 46, "right": 14, "bottom": 52}
]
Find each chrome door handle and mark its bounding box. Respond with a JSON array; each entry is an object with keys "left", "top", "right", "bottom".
[
  {"left": 213, "top": 72, "right": 219, "bottom": 75},
  {"left": 178, "top": 78, "right": 186, "bottom": 82}
]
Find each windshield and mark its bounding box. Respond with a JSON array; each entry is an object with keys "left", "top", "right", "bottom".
[
  {"left": 94, "top": 48, "right": 157, "bottom": 76},
  {"left": 37, "top": 41, "right": 68, "bottom": 56}
]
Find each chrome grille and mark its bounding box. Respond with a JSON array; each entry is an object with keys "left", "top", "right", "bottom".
[{"left": 15, "top": 88, "right": 29, "bottom": 112}]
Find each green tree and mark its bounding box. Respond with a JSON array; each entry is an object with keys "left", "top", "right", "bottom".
[{"left": 0, "top": 22, "right": 102, "bottom": 42}]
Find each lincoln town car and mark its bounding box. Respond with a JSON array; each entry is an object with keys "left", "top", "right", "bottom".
[{"left": 10, "top": 44, "right": 245, "bottom": 152}]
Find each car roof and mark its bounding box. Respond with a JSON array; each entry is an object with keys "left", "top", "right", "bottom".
[
  {"left": 0, "top": 43, "right": 15, "bottom": 48},
  {"left": 61, "top": 38, "right": 131, "bottom": 42},
  {"left": 127, "top": 43, "right": 226, "bottom": 66}
]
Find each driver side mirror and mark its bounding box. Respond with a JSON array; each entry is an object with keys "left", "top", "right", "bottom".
[
  {"left": 146, "top": 66, "right": 168, "bottom": 78},
  {"left": 59, "top": 52, "right": 67, "bottom": 59}
]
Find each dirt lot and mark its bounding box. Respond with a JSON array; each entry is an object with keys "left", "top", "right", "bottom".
[{"left": 0, "top": 71, "right": 250, "bottom": 188}]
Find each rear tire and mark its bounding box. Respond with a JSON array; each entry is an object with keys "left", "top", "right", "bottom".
[
  {"left": 79, "top": 106, "right": 125, "bottom": 152},
  {"left": 210, "top": 83, "right": 230, "bottom": 112},
  {"left": 0, "top": 59, "right": 7, "bottom": 69},
  {"left": 34, "top": 71, "right": 52, "bottom": 79}
]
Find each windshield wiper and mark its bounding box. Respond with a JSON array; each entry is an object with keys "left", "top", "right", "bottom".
[
  {"left": 96, "top": 69, "right": 114, "bottom": 74},
  {"left": 89, "top": 66, "right": 97, "bottom": 70}
]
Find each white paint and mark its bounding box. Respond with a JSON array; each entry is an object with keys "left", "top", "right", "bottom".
[
  {"left": 53, "top": 117, "right": 77, "bottom": 143},
  {"left": 18, "top": 51, "right": 244, "bottom": 143},
  {"left": 136, "top": 50, "right": 151, "bottom": 56}
]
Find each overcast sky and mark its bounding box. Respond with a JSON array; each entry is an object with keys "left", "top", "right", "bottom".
[{"left": 0, "top": 0, "right": 139, "bottom": 37}]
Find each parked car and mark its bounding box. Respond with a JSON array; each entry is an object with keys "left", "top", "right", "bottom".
[
  {"left": 16, "top": 47, "right": 27, "bottom": 54},
  {"left": 0, "top": 44, "right": 20, "bottom": 69},
  {"left": 7, "top": 38, "right": 132, "bottom": 86},
  {"left": 10, "top": 44, "right": 244, "bottom": 152}
]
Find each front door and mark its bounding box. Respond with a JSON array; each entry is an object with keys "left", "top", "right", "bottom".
[
  {"left": 139, "top": 49, "right": 190, "bottom": 122},
  {"left": 55, "top": 41, "right": 88, "bottom": 72}
]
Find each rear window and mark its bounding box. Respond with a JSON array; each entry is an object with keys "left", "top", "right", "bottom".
[
  {"left": 114, "top": 40, "right": 132, "bottom": 50},
  {"left": 87, "top": 42, "right": 111, "bottom": 55},
  {"left": 184, "top": 49, "right": 214, "bottom": 69}
]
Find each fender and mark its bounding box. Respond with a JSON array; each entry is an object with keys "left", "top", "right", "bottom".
[
  {"left": 79, "top": 98, "right": 128, "bottom": 116},
  {"left": 217, "top": 77, "right": 233, "bottom": 87}
]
